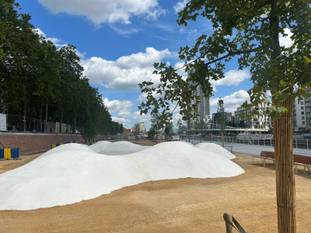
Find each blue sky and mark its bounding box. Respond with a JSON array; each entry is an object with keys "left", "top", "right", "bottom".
[{"left": 19, "top": 0, "right": 253, "bottom": 128}]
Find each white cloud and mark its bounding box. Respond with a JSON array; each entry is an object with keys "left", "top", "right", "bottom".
[
  {"left": 34, "top": 28, "right": 86, "bottom": 59},
  {"left": 210, "top": 90, "right": 250, "bottom": 113},
  {"left": 174, "top": 61, "right": 188, "bottom": 79},
  {"left": 33, "top": 28, "right": 63, "bottom": 47},
  {"left": 212, "top": 69, "right": 251, "bottom": 87},
  {"left": 82, "top": 47, "right": 172, "bottom": 89},
  {"left": 109, "top": 25, "right": 141, "bottom": 35},
  {"left": 103, "top": 98, "right": 134, "bottom": 125},
  {"left": 174, "top": 0, "right": 189, "bottom": 13},
  {"left": 38, "top": 0, "right": 164, "bottom": 25},
  {"left": 279, "top": 28, "right": 294, "bottom": 48}
]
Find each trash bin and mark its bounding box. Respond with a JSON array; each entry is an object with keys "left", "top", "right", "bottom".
[
  {"left": 11, "top": 148, "right": 20, "bottom": 159},
  {"left": 4, "top": 148, "right": 11, "bottom": 160},
  {"left": 0, "top": 148, "right": 4, "bottom": 160}
]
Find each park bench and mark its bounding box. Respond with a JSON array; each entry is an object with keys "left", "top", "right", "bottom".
[{"left": 260, "top": 151, "right": 311, "bottom": 174}]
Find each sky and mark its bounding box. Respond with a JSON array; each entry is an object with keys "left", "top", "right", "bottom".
[{"left": 19, "top": 0, "right": 256, "bottom": 128}]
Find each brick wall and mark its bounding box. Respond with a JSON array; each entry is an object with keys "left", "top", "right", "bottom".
[{"left": 0, "top": 133, "right": 85, "bottom": 155}]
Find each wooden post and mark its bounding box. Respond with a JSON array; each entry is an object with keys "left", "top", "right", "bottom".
[
  {"left": 223, "top": 213, "right": 233, "bottom": 233},
  {"left": 274, "top": 98, "right": 296, "bottom": 233}
]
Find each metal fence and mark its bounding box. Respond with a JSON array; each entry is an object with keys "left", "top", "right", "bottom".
[{"left": 181, "top": 135, "right": 311, "bottom": 150}]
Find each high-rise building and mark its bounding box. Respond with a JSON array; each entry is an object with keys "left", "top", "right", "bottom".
[
  {"left": 187, "top": 85, "right": 210, "bottom": 130},
  {"left": 196, "top": 85, "right": 210, "bottom": 122}
]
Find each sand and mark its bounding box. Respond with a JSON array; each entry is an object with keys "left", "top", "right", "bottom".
[
  {"left": 0, "top": 154, "right": 310, "bottom": 233},
  {"left": 89, "top": 140, "right": 146, "bottom": 155},
  {"left": 0, "top": 141, "right": 243, "bottom": 210}
]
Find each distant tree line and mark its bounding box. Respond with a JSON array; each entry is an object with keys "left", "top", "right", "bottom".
[{"left": 0, "top": 0, "right": 123, "bottom": 140}]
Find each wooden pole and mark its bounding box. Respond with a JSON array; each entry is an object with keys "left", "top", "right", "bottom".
[{"left": 274, "top": 98, "right": 296, "bottom": 233}]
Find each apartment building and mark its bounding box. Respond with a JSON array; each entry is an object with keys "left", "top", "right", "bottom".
[
  {"left": 234, "top": 101, "right": 272, "bottom": 130},
  {"left": 293, "top": 90, "right": 311, "bottom": 131}
]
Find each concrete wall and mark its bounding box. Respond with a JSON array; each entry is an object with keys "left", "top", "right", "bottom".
[{"left": 0, "top": 133, "right": 85, "bottom": 155}]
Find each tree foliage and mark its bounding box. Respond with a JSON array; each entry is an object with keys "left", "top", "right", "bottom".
[
  {"left": 139, "top": 1, "right": 310, "bottom": 232},
  {"left": 0, "top": 0, "right": 122, "bottom": 139},
  {"left": 140, "top": 0, "right": 310, "bottom": 122}
]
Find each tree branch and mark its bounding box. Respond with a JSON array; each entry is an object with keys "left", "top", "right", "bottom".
[{"left": 176, "top": 47, "right": 260, "bottom": 72}]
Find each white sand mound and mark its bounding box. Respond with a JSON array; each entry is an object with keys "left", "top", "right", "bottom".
[
  {"left": 0, "top": 141, "right": 243, "bottom": 210},
  {"left": 43, "top": 143, "right": 94, "bottom": 156},
  {"left": 195, "top": 142, "right": 236, "bottom": 159},
  {"left": 89, "top": 140, "right": 146, "bottom": 155}
]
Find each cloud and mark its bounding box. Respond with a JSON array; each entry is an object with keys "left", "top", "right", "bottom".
[
  {"left": 109, "top": 25, "right": 141, "bottom": 35},
  {"left": 211, "top": 69, "right": 251, "bottom": 87},
  {"left": 174, "top": 61, "right": 188, "bottom": 79},
  {"left": 34, "top": 28, "right": 85, "bottom": 59},
  {"left": 210, "top": 90, "right": 250, "bottom": 113},
  {"left": 33, "top": 28, "right": 63, "bottom": 47},
  {"left": 82, "top": 47, "right": 172, "bottom": 89},
  {"left": 174, "top": 0, "right": 189, "bottom": 13},
  {"left": 103, "top": 98, "right": 133, "bottom": 125},
  {"left": 38, "top": 0, "right": 164, "bottom": 25},
  {"left": 279, "top": 28, "right": 294, "bottom": 48}
]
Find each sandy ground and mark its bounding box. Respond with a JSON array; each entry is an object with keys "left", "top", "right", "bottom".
[
  {"left": 0, "top": 154, "right": 39, "bottom": 174},
  {"left": 0, "top": 154, "right": 310, "bottom": 233}
]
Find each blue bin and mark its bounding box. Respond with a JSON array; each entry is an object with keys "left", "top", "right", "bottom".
[
  {"left": 0, "top": 148, "right": 3, "bottom": 160},
  {"left": 11, "top": 148, "right": 20, "bottom": 159}
]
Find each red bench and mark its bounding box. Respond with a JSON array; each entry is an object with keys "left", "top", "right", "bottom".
[{"left": 260, "top": 151, "right": 311, "bottom": 174}]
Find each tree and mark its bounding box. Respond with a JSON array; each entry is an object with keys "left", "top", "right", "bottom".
[
  {"left": 0, "top": 0, "right": 121, "bottom": 139},
  {"left": 147, "top": 127, "right": 156, "bottom": 140},
  {"left": 140, "top": 1, "right": 311, "bottom": 232},
  {"left": 217, "top": 99, "right": 225, "bottom": 147},
  {"left": 164, "top": 122, "right": 174, "bottom": 140},
  {"left": 177, "top": 119, "right": 187, "bottom": 135}
]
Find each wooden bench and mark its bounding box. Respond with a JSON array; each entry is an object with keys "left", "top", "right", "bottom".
[
  {"left": 260, "top": 151, "right": 311, "bottom": 174},
  {"left": 260, "top": 151, "right": 275, "bottom": 167}
]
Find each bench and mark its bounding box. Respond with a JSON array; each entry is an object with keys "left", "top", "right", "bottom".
[{"left": 260, "top": 151, "right": 311, "bottom": 174}]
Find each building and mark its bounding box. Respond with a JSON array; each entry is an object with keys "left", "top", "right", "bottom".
[
  {"left": 234, "top": 101, "right": 272, "bottom": 130},
  {"left": 138, "top": 122, "right": 146, "bottom": 133},
  {"left": 0, "top": 113, "right": 7, "bottom": 131},
  {"left": 133, "top": 122, "right": 146, "bottom": 133},
  {"left": 212, "top": 112, "right": 234, "bottom": 128},
  {"left": 293, "top": 90, "right": 311, "bottom": 131},
  {"left": 306, "top": 94, "right": 311, "bottom": 129},
  {"left": 294, "top": 98, "right": 307, "bottom": 130},
  {"left": 188, "top": 85, "right": 211, "bottom": 130},
  {"left": 196, "top": 86, "right": 210, "bottom": 122}
]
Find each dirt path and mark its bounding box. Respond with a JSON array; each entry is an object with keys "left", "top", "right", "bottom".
[{"left": 0, "top": 155, "right": 310, "bottom": 233}]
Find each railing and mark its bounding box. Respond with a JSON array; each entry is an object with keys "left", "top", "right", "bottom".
[{"left": 181, "top": 135, "right": 311, "bottom": 150}]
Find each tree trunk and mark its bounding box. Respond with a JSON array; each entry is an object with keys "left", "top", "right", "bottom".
[
  {"left": 274, "top": 98, "right": 296, "bottom": 233},
  {"left": 40, "top": 103, "right": 43, "bottom": 132},
  {"left": 23, "top": 100, "right": 27, "bottom": 132},
  {"left": 45, "top": 103, "right": 48, "bottom": 133},
  {"left": 220, "top": 111, "right": 225, "bottom": 147},
  {"left": 73, "top": 112, "right": 77, "bottom": 134}
]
